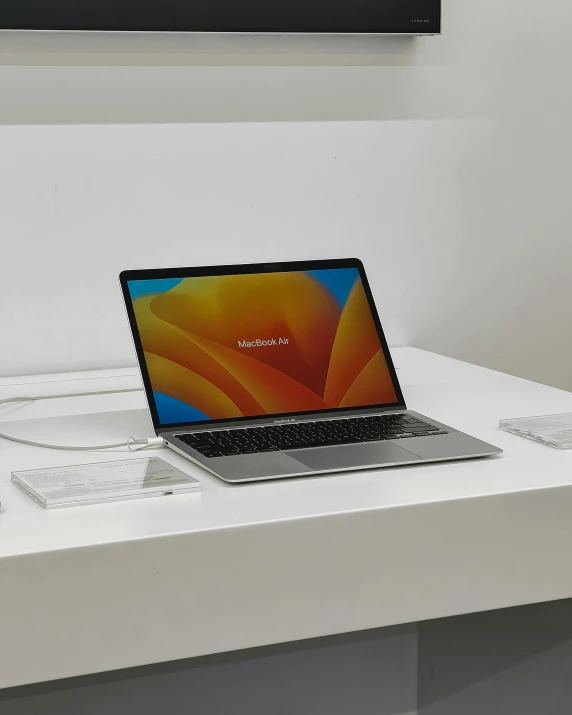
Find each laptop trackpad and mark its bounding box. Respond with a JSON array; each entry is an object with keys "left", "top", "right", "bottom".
[{"left": 289, "top": 443, "right": 415, "bottom": 471}]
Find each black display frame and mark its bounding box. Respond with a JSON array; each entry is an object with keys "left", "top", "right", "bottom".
[
  {"left": 120, "top": 258, "right": 407, "bottom": 433},
  {"left": 2, "top": 0, "right": 440, "bottom": 35}
]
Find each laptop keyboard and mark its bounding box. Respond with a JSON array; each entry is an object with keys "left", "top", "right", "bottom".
[{"left": 176, "top": 414, "right": 447, "bottom": 458}]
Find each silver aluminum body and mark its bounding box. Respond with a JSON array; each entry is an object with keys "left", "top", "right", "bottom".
[{"left": 161, "top": 409, "right": 501, "bottom": 483}]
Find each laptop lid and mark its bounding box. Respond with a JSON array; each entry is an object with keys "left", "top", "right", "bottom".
[{"left": 120, "top": 258, "right": 405, "bottom": 434}]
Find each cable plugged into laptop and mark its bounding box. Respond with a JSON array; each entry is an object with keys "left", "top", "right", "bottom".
[
  {"left": 0, "top": 389, "right": 165, "bottom": 452},
  {"left": 127, "top": 436, "right": 165, "bottom": 451}
]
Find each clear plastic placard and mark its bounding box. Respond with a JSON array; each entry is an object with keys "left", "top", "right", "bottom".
[
  {"left": 12, "top": 457, "right": 201, "bottom": 509},
  {"left": 499, "top": 413, "right": 572, "bottom": 450}
]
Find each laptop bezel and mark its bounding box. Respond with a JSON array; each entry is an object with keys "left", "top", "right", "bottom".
[{"left": 119, "top": 258, "right": 407, "bottom": 434}]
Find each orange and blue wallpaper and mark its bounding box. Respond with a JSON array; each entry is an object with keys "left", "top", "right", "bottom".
[{"left": 128, "top": 269, "right": 398, "bottom": 425}]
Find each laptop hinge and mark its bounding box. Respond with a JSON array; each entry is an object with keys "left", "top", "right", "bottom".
[{"left": 156, "top": 405, "right": 408, "bottom": 434}]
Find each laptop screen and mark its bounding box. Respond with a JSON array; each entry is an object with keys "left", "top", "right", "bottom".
[{"left": 125, "top": 267, "right": 399, "bottom": 427}]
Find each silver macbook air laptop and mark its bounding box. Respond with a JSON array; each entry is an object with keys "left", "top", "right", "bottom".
[{"left": 120, "top": 258, "right": 501, "bottom": 483}]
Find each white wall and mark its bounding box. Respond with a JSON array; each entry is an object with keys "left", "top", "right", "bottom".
[
  {"left": 1, "top": 0, "right": 571, "bottom": 388},
  {"left": 0, "top": 119, "right": 432, "bottom": 375}
]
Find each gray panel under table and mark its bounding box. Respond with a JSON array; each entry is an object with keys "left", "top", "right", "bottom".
[
  {"left": 0, "top": 624, "right": 418, "bottom": 715},
  {"left": 418, "top": 598, "right": 572, "bottom": 715},
  {"left": 6, "top": 595, "right": 572, "bottom": 715}
]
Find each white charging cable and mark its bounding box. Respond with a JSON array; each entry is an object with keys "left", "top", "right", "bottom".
[{"left": 0, "top": 388, "right": 164, "bottom": 451}]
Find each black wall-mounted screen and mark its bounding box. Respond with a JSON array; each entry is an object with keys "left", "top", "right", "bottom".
[{"left": 1, "top": 0, "right": 440, "bottom": 34}]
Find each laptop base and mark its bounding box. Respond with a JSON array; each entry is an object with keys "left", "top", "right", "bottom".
[{"left": 164, "top": 411, "right": 502, "bottom": 483}]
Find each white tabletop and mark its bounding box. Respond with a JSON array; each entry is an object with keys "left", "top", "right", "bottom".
[{"left": 1, "top": 347, "right": 572, "bottom": 689}]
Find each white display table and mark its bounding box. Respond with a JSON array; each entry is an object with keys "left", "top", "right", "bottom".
[{"left": 1, "top": 348, "right": 572, "bottom": 694}]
